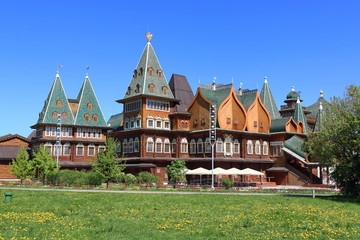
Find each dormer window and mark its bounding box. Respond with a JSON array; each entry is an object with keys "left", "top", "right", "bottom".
[
  {"left": 135, "top": 84, "right": 140, "bottom": 93},
  {"left": 61, "top": 112, "right": 68, "bottom": 120},
  {"left": 84, "top": 114, "right": 90, "bottom": 122},
  {"left": 56, "top": 100, "right": 62, "bottom": 108},
  {"left": 148, "top": 67, "right": 154, "bottom": 76},
  {"left": 157, "top": 70, "right": 163, "bottom": 78},
  {"left": 149, "top": 84, "right": 155, "bottom": 93},
  {"left": 52, "top": 112, "right": 59, "bottom": 120},
  {"left": 126, "top": 87, "right": 131, "bottom": 95},
  {"left": 93, "top": 114, "right": 98, "bottom": 122},
  {"left": 162, "top": 86, "right": 167, "bottom": 95},
  {"left": 87, "top": 103, "right": 93, "bottom": 110},
  {"left": 133, "top": 70, "right": 138, "bottom": 78},
  {"left": 139, "top": 68, "right": 144, "bottom": 76}
]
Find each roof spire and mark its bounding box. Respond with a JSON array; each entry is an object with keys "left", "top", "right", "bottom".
[
  {"left": 146, "top": 32, "right": 153, "bottom": 42},
  {"left": 86, "top": 66, "right": 90, "bottom": 77},
  {"left": 292, "top": 86, "right": 295, "bottom": 92},
  {"left": 320, "top": 90, "right": 324, "bottom": 98},
  {"left": 264, "top": 76, "right": 268, "bottom": 83},
  {"left": 212, "top": 77, "right": 216, "bottom": 91}
]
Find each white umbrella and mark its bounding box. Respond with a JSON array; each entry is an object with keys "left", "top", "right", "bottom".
[
  {"left": 213, "top": 167, "right": 228, "bottom": 175},
  {"left": 185, "top": 167, "right": 211, "bottom": 185},
  {"left": 226, "top": 167, "right": 244, "bottom": 175},
  {"left": 239, "top": 168, "right": 265, "bottom": 176}
]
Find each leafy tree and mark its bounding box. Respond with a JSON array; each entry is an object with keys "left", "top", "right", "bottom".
[
  {"left": 10, "top": 146, "right": 34, "bottom": 184},
  {"left": 92, "top": 136, "right": 125, "bottom": 188},
  {"left": 166, "top": 159, "right": 187, "bottom": 188},
  {"left": 305, "top": 85, "right": 360, "bottom": 197},
  {"left": 137, "top": 171, "right": 160, "bottom": 186},
  {"left": 32, "top": 145, "right": 58, "bottom": 185}
]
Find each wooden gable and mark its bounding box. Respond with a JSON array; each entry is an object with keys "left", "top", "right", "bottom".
[
  {"left": 187, "top": 88, "right": 213, "bottom": 130},
  {"left": 246, "top": 93, "right": 271, "bottom": 133}
]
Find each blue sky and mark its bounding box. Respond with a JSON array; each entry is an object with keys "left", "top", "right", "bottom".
[{"left": 1, "top": 0, "right": 359, "bottom": 137}]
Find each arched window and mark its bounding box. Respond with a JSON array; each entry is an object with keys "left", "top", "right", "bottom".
[
  {"left": 216, "top": 138, "right": 223, "bottom": 153},
  {"left": 87, "top": 103, "right": 93, "bottom": 110},
  {"left": 63, "top": 142, "right": 71, "bottom": 156},
  {"left": 92, "top": 114, "right": 98, "bottom": 122},
  {"left": 134, "top": 137, "right": 139, "bottom": 152},
  {"left": 247, "top": 140, "right": 254, "bottom": 155},
  {"left": 146, "top": 137, "right": 154, "bottom": 152},
  {"left": 56, "top": 100, "right": 62, "bottom": 108},
  {"left": 180, "top": 138, "right": 188, "bottom": 153},
  {"left": 197, "top": 139, "right": 203, "bottom": 153},
  {"left": 128, "top": 138, "right": 134, "bottom": 153},
  {"left": 135, "top": 115, "right": 141, "bottom": 128},
  {"left": 126, "top": 87, "right": 131, "bottom": 95},
  {"left": 133, "top": 69, "right": 138, "bottom": 78},
  {"left": 52, "top": 112, "right": 59, "bottom": 120},
  {"left": 262, "top": 141, "right": 269, "bottom": 155},
  {"left": 255, "top": 140, "right": 261, "bottom": 155},
  {"left": 155, "top": 138, "right": 163, "bottom": 153},
  {"left": 123, "top": 139, "right": 128, "bottom": 153},
  {"left": 76, "top": 144, "right": 84, "bottom": 156},
  {"left": 163, "top": 118, "right": 170, "bottom": 129},
  {"left": 204, "top": 138, "right": 211, "bottom": 153},
  {"left": 88, "top": 144, "right": 95, "bottom": 156},
  {"left": 148, "top": 67, "right": 154, "bottom": 76},
  {"left": 116, "top": 141, "right": 121, "bottom": 153},
  {"left": 139, "top": 68, "right": 144, "bottom": 76},
  {"left": 149, "top": 84, "right": 155, "bottom": 93},
  {"left": 61, "top": 112, "right": 68, "bottom": 120},
  {"left": 84, "top": 114, "right": 90, "bottom": 122},
  {"left": 172, "top": 139, "right": 177, "bottom": 154},
  {"left": 233, "top": 139, "right": 240, "bottom": 154},
  {"left": 164, "top": 138, "right": 170, "bottom": 153},
  {"left": 162, "top": 86, "right": 167, "bottom": 95},
  {"left": 157, "top": 69, "right": 163, "bottom": 78},
  {"left": 190, "top": 139, "right": 196, "bottom": 154}
]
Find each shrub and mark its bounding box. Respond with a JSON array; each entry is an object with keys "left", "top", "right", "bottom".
[
  {"left": 137, "top": 171, "right": 160, "bottom": 186},
  {"left": 85, "top": 172, "right": 104, "bottom": 186},
  {"left": 222, "top": 178, "right": 234, "bottom": 189},
  {"left": 124, "top": 174, "right": 137, "bottom": 185}
]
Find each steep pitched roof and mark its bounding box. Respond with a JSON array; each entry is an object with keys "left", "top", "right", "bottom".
[
  {"left": 169, "top": 74, "right": 194, "bottom": 114},
  {"left": 270, "top": 118, "right": 291, "bottom": 132},
  {"left": 108, "top": 113, "right": 123, "bottom": 130},
  {"left": 293, "top": 98, "right": 310, "bottom": 134},
  {"left": 313, "top": 102, "right": 324, "bottom": 133},
  {"left": 284, "top": 136, "right": 307, "bottom": 159},
  {"left": 260, "top": 78, "right": 281, "bottom": 119},
  {"left": 74, "top": 75, "right": 108, "bottom": 127},
  {"left": 237, "top": 89, "right": 257, "bottom": 111},
  {"left": 199, "top": 84, "right": 232, "bottom": 111},
  {"left": 306, "top": 91, "right": 329, "bottom": 118},
  {"left": 37, "top": 73, "right": 75, "bottom": 125},
  {"left": 121, "top": 38, "right": 174, "bottom": 101}
]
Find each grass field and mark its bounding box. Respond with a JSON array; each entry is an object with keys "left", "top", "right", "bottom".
[{"left": 0, "top": 189, "right": 359, "bottom": 240}]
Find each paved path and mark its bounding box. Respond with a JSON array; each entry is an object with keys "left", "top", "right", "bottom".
[{"left": 1, "top": 187, "right": 335, "bottom": 197}]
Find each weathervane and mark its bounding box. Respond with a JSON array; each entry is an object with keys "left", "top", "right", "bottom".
[{"left": 146, "top": 32, "right": 153, "bottom": 42}]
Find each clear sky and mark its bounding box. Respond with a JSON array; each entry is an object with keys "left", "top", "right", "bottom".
[{"left": 1, "top": 0, "right": 359, "bottom": 137}]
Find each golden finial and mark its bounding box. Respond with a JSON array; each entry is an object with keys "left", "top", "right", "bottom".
[{"left": 146, "top": 32, "right": 153, "bottom": 42}]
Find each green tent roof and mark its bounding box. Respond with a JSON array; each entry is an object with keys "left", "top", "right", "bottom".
[
  {"left": 285, "top": 136, "right": 307, "bottom": 159},
  {"left": 260, "top": 78, "right": 281, "bottom": 119}
]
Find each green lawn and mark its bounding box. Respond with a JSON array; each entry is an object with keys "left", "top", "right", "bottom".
[{"left": 0, "top": 189, "right": 359, "bottom": 240}]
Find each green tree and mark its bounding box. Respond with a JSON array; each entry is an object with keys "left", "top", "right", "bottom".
[
  {"left": 166, "top": 159, "right": 187, "bottom": 188},
  {"left": 10, "top": 146, "right": 34, "bottom": 184},
  {"left": 92, "top": 136, "right": 125, "bottom": 188},
  {"left": 305, "top": 85, "right": 360, "bottom": 197},
  {"left": 32, "top": 145, "right": 58, "bottom": 185},
  {"left": 222, "top": 178, "right": 234, "bottom": 189}
]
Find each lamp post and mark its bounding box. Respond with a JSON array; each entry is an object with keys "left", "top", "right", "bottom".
[
  {"left": 209, "top": 104, "right": 216, "bottom": 189},
  {"left": 56, "top": 113, "right": 61, "bottom": 169}
]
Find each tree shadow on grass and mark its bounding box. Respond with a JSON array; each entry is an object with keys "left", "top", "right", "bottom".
[{"left": 282, "top": 194, "right": 360, "bottom": 205}]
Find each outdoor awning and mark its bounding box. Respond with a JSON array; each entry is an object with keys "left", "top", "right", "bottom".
[
  {"left": 186, "top": 167, "right": 211, "bottom": 175},
  {"left": 282, "top": 147, "right": 307, "bottom": 164}
]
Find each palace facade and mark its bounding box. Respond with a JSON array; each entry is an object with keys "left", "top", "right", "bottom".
[{"left": 109, "top": 33, "right": 327, "bottom": 186}]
